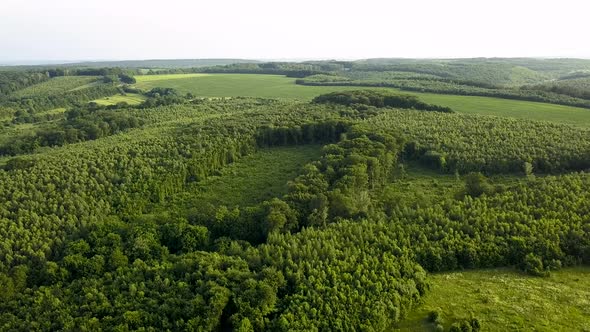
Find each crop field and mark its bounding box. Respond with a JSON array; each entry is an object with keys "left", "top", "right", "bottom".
[
  {"left": 397, "top": 267, "right": 590, "bottom": 332},
  {"left": 92, "top": 93, "right": 146, "bottom": 105},
  {"left": 132, "top": 73, "right": 590, "bottom": 127}
]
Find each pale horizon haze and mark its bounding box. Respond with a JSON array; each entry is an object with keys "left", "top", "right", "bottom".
[{"left": 1, "top": 0, "right": 589, "bottom": 64}]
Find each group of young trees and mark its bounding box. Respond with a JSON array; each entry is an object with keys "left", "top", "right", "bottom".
[
  {"left": 0, "top": 107, "right": 144, "bottom": 156},
  {"left": 312, "top": 90, "right": 453, "bottom": 112},
  {"left": 527, "top": 76, "right": 590, "bottom": 100},
  {"left": 2, "top": 83, "right": 119, "bottom": 115},
  {"left": 362, "top": 108, "right": 590, "bottom": 174},
  {"left": 0, "top": 68, "right": 143, "bottom": 118}
]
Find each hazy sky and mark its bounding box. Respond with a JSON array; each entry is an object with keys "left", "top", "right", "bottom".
[{"left": 1, "top": 0, "right": 589, "bottom": 63}]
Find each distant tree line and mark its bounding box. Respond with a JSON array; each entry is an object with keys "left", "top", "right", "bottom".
[
  {"left": 0, "top": 71, "right": 49, "bottom": 96},
  {"left": 312, "top": 90, "right": 454, "bottom": 112}
]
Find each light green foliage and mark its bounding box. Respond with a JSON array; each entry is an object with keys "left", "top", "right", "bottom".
[{"left": 397, "top": 268, "right": 590, "bottom": 331}]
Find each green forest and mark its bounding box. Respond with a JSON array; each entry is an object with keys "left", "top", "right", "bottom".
[{"left": 0, "top": 58, "right": 589, "bottom": 331}]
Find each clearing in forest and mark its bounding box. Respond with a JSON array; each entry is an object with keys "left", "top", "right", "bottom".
[{"left": 174, "top": 145, "right": 324, "bottom": 207}]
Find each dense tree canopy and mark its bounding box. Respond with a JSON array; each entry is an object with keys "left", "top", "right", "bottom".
[{"left": 0, "top": 83, "right": 588, "bottom": 331}]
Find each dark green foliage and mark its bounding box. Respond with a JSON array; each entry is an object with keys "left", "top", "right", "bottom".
[
  {"left": 522, "top": 253, "right": 549, "bottom": 277},
  {"left": 197, "top": 61, "right": 341, "bottom": 77},
  {"left": 0, "top": 107, "right": 144, "bottom": 155},
  {"left": 101, "top": 75, "right": 118, "bottom": 83},
  {"left": 463, "top": 172, "right": 493, "bottom": 197},
  {"left": 365, "top": 110, "right": 590, "bottom": 174},
  {"left": 527, "top": 77, "right": 590, "bottom": 100},
  {"left": 2, "top": 84, "right": 118, "bottom": 114},
  {"left": 118, "top": 73, "right": 136, "bottom": 84},
  {"left": 449, "top": 317, "right": 481, "bottom": 332},
  {"left": 0, "top": 71, "right": 49, "bottom": 96},
  {"left": 428, "top": 309, "right": 443, "bottom": 323},
  {"left": 139, "top": 87, "right": 189, "bottom": 108},
  {"left": 313, "top": 90, "right": 454, "bottom": 112}
]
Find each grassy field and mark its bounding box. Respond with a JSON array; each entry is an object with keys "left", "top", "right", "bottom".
[
  {"left": 172, "top": 145, "right": 323, "bottom": 207},
  {"left": 416, "top": 92, "right": 590, "bottom": 128},
  {"left": 379, "top": 163, "right": 522, "bottom": 209},
  {"left": 396, "top": 267, "right": 590, "bottom": 332},
  {"left": 93, "top": 93, "right": 146, "bottom": 106},
  {"left": 134, "top": 73, "right": 366, "bottom": 99},
  {"left": 132, "top": 74, "right": 590, "bottom": 127}
]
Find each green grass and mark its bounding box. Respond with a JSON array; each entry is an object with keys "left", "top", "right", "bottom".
[
  {"left": 93, "top": 93, "right": 146, "bottom": 106},
  {"left": 36, "top": 107, "right": 67, "bottom": 116},
  {"left": 0, "top": 122, "right": 38, "bottom": 145},
  {"left": 134, "top": 73, "right": 366, "bottom": 100},
  {"left": 132, "top": 73, "right": 590, "bottom": 127},
  {"left": 378, "top": 163, "right": 522, "bottom": 209},
  {"left": 415, "top": 92, "right": 590, "bottom": 128},
  {"left": 174, "top": 145, "right": 323, "bottom": 207},
  {"left": 396, "top": 267, "right": 590, "bottom": 332}
]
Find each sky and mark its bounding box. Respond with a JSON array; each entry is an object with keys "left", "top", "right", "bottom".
[{"left": 1, "top": 0, "right": 589, "bottom": 64}]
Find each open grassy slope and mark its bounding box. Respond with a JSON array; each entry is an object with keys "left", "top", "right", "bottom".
[
  {"left": 92, "top": 93, "right": 146, "bottom": 106},
  {"left": 132, "top": 74, "right": 590, "bottom": 127},
  {"left": 396, "top": 267, "right": 590, "bottom": 332},
  {"left": 134, "top": 73, "right": 365, "bottom": 99}
]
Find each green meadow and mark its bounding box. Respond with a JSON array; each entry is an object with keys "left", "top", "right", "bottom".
[
  {"left": 396, "top": 267, "right": 590, "bottom": 332},
  {"left": 132, "top": 73, "right": 590, "bottom": 127},
  {"left": 134, "top": 73, "right": 363, "bottom": 99},
  {"left": 166, "top": 145, "right": 324, "bottom": 208},
  {"left": 93, "top": 93, "right": 146, "bottom": 106}
]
